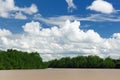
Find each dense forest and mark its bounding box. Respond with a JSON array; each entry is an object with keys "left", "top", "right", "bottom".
[
  {"left": 48, "top": 56, "right": 120, "bottom": 68},
  {"left": 0, "top": 49, "right": 120, "bottom": 69},
  {"left": 0, "top": 49, "right": 47, "bottom": 69}
]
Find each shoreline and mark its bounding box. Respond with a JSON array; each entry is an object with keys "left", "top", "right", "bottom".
[{"left": 0, "top": 68, "right": 119, "bottom": 70}]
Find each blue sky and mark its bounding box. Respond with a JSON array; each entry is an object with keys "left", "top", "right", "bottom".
[
  {"left": 0, "top": 0, "right": 120, "bottom": 37},
  {"left": 0, "top": 0, "right": 120, "bottom": 60}
]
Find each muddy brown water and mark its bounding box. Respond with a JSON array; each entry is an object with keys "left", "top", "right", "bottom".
[{"left": 0, "top": 69, "right": 119, "bottom": 80}]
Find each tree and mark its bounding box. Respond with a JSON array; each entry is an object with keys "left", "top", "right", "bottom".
[
  {"left": 102, "top": 57, "right": 115, "bottom": 68},
  {"left": 0, "top": 49, "right": 46, "bottom": 69}
]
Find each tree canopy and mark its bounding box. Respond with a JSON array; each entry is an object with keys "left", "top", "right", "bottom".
[
  {"left": 48, "top": 55, "right": 119, "bottom": 68},
  {"left": 0, "top": 49, "right": 47, "bottom": 70},
  {"left": 0, "top": 49, "right": 119, "bottom": 69}
]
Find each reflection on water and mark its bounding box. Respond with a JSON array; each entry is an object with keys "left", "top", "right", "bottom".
[{"left": 0, "top": 69, "right": 119, "bottom": 80}]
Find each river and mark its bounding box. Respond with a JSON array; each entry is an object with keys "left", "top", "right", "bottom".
[{"left": 0, "top": 69, "right": 119, "bottom": 80}]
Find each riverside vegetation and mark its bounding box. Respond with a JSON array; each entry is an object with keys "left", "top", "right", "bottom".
[{"left": 0, "top": 49, "right": 120, "bottom": 69}]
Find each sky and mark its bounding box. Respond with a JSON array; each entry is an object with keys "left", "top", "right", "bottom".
[{"left": 0, "top": 0, "right": 120, "bottom": 61}]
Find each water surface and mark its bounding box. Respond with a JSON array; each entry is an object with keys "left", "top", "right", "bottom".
[{"left": 0, "top": 69, "right": 119, "bottom": 80}]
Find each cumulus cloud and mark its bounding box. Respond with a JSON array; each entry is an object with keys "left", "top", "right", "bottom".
[
  {"left": 0, "top": 29, "right": 12, "bottom": 37},
  {"left": 66, "top": 0, "right": 77, "bottom": 12},
  {"left": 0, "top": 0, "right": 38, "bottom": 19},
  {"left": 22, "top": 21, "right": 41, "bottom": 34},
  {"left": 0, "top": 20, "right": 120, "bottom": 61},
  {"left": 87, "top": 0, "right": 115, "bottom": 14}
]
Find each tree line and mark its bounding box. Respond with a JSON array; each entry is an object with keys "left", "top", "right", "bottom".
[
  {"left": 0, "top": 49, "right": 47, "bottom": 69},
  {"left": 0, "top": 49, "right": 119, "bottom": 69},
  {"left": 48, "top": 56, "right": 120, "bottom": 68}
]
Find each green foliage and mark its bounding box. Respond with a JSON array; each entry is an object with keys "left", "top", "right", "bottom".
[
  {"left": 0, "top": 49, "right": 46, "bottom": 70},
  {"left": 102, "top": 57, "right": 115, "bottom": 68},
  {"left": 71, "top": 56, "right": 87, "bottom": 68},
  {"left": 87, "top": 55, "right": 103, "bottom": 68},
  {"left": 48, "top": 56, "right": 119, "bottom": 68},
  {"left": 114, "top": 59, "right": 120, "bottom": 68},
  {"left": 0, "top": 49, "right": 120, "bottom": 69}
]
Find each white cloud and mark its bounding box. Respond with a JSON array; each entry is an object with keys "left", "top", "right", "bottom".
[
  {"left": 0, "top": 20, "right": 120, "bottom": 61},
  {"left": 0, "top": 0, "right": 38, "bottom": 19},
  {"left": 66, "top": 0, "right": 77, "bottom": 12},
  {"left": 34, "top": 14, "right": 120, "bottom": 26},
  {"left": 16, "top": 4, "right": 38, "bottom": 15},
  {"left": 112, "top": 33, "right": 120, "bottom": 39},
  {"left": 34, "top": 15, "right": 76, "bottom": 26},
  {"left": 87, "top": 0, "right": 115, "bottom": 14},
  {"left": 0, "top": 29, "right": 12, "bottom": 37},
  {"left": 22, "top": 21, "right": 41, "bottom": 34},
  {"left": 14, "top": 12, "right": 27, "bottom": 20}
]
